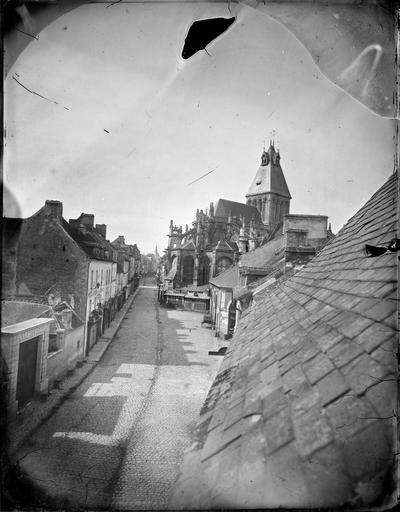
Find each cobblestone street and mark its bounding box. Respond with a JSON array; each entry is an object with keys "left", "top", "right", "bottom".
[{"left": 14, "top": 283, "right": 222, "bottom": 509}]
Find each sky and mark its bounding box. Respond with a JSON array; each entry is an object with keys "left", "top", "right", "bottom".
[{"left": 4, "top": 2, "right": 396, "bottom": 254}]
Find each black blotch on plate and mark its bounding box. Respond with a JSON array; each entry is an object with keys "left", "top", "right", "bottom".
[{"left": 182, "top": 17, "right": 235, "bottom": 59}]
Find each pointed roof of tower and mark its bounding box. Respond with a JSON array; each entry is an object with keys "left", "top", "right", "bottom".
[{"left": 246, "top": 144, "right": 291, "bottom": 199}]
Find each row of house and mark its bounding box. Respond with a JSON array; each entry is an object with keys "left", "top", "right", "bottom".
[
  {"left": 2, "top": 200, "right": 141, "bottom": 417},
  {"left": 140, "top": 247, "right": 161, "bottom": 278}
]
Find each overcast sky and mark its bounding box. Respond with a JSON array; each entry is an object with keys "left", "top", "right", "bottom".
[{"left": 4, "top": 2, "right": 395, "bottom": 254}]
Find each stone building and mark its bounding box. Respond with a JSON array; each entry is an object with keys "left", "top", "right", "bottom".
[
  {"left": 2, "top": 201, "right": 92, "bottom": 323},
  {"left": 165, "top": 142, "right": 291, "bottom": 288},
  {"left": 171, "top": 171, "right": 398, "bottom": 509},
  {"left": 164, "top": 141, "right": 333, "bottom": 291}
]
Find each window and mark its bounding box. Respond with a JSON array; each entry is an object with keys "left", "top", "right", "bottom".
[
  {"left": 48, "top": 334, "right": 58, "bottom": 352},
  {"left": 96, "top": 270, "right": 98, "bottom": 285},
  {"left": 101, "top": 269, "right": 103, "bottom": 284},
  {"left": 91, "top": 270, "right": 94, "bottom": 288}
]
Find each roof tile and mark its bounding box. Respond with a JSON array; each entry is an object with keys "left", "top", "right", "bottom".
[
  {"left": 326, "top": 338, "right": 365, "bottom": 367},
  {"left": 264, "top": 407, "right": 294, "bottom": 455},
  {"left": 340, "top": 421, "right": 392, "bottom": 481},
  {"left": 261, "top": 387, "right": 288, "bottom": 420},
  {"left": 223, "top": 400, "right": 245, "bottom": 431},
  {"left": 314, "top": 328, "right": 344, "bottom": 352},
  {"left": 281, "top": 364, "right": 308, "bottom": 393},
  {"left": 302, "top": 352, "right": 335, "bottom": 384},
  {"left": 301, "top": 443, "right": 353, "bottom": 506},
  {"left": 325, "top": 395, "right": 377, "bottom": 440},
  {"left": 341, "top": 353, "right": 392, "bottom": 395},
  {"left": 365, "top": 380, "right": 397, "bottom": 419},
  {"left": 289, "top": 385, "right": 320, "bottom": 415},
  {"left": 294, "top": 340, "right": 319, "bottom": 362},
  {"left": 354, "top": 322, "right": 394, "bottom": 353},
  {"left": 327, "top": 311, "right": 374, "bottom": 338},
  {"left": 315, "top": 369, "right": 350, "bottom": 406},
  {"left": 292, "top": 408, "right": 334, "bottom": 457}
]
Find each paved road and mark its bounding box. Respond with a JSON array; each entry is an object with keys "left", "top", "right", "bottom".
[{"left": 15, "top": 284, "right": 222, "bottom": 510}]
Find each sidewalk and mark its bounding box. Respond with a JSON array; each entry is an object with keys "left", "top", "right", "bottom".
[{"left": 6, "top": 288, "right": 141, "bottom": 455}]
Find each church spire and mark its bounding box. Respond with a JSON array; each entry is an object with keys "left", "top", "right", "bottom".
[{"left": 246, "top": 136, "right": 291, "bottom": 231}]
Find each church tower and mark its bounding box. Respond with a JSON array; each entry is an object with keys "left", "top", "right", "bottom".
[{"left": 246, "top": 140, "right": 291, "bottom": 230}]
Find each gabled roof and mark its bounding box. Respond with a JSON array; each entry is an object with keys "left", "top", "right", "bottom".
[
  {"left": 215, "top": 240, "right": 236, "bottom": 252},
  {"left": 246, "top": 145, "right": 291, "bottom": 199},
  {"left": 172, "top": 172, "right": 398, "bottom": 509},
  {"left": 181, "top": 239, "right": 196, "bottom": 250},
  {"left": 214, "top": 199, "right": 262, "bottom": 224},
  {"left": 209, "top": 265, "right": 239, "bottom": 289},
  {"left": 64, "top": 220, "right": 114, "bottom": 262},
  {"left": 239, "top": 232, "right": 284, "bottom": 269}
]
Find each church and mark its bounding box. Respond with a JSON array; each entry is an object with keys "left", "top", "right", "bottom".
[{"left": 164, "top": 140, "right": 293, "bottom": 288}]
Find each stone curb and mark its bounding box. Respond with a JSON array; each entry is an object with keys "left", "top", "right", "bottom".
[{"left": 7, "top": 287, "right": 142, "bottom": 455}]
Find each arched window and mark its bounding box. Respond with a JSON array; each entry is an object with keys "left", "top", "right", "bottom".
[
  {"left": 201, "top": 256, "right": 210, "bottom": 285},
  {"left": 182, "top": 255, "right": 194, "bottom": 284}
]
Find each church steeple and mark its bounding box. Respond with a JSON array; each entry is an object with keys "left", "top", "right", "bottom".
[{"left": 246, "top": 137, "right": 291, "bottom": 230}]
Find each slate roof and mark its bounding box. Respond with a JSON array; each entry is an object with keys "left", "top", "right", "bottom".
[
  {"left": 246, "top": 144, "right": 291, "bottom": 199},
  {"left": 63, "top": 220, "right": 114, "bottom": 262},
  {"left": 209, "top": 266, "right": 239, "bottom": 289},
  {"left": 172, "top": 172, "right": 398, "bottom": 509},
  {"left": 214, "top": 199, "right": 262, "bottom": 224},
  {"left": 240, "top": 232, "right": 284, "bottom": 270}
]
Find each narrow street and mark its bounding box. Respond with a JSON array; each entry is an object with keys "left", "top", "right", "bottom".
[{"left": 14, "top": 281, "right": 222, "bottom": 510}]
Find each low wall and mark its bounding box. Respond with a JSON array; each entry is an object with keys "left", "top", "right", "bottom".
[{"left": 47, "top": 325, "right": 84, "bottom": 385}]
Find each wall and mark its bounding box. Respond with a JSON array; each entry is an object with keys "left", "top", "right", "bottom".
[
  {"left": 46, "top": 325, "right": 84, "bottom": 386},
  {"left": 87, "top": 259, "right": 114, "bottom": 313},
  {"left": 2, "top": 220, "right": 22, "bottom": 296},
  {"left": 283, "top": 214, "right": 327, "bottom": 241},
  {"left": 1, "top": 318, "right": 52, "bottom": 417},
  {"left": 13, "top": 212, "right": 89, "bottom": 321},
  {"left": 210, "top": 287, "right": 232, "bottom": 338},
  {"left": 285, "top": 247, "right": 316, "bottom": 270}
]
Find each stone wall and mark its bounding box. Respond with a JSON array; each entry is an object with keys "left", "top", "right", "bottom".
[
  {"left": 283, "top": 214, "right": 328, "bottom": 241},
  {"left": 11, "top": 213, "right": 89, "bottom": 321},
  {"left": 46, "top": 325, "right": 84, "bottom": 386}
]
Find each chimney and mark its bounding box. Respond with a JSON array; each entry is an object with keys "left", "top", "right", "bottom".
[
  {"left": 44, "top": 200, "right": 63, "bottom": 221},
  {"left": 79, "top": 213, "right": 95, "bottom": 229},
  {"left": 95, "top": 224, "right": 107, "bottom": 238}
]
